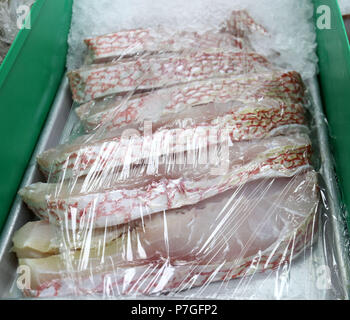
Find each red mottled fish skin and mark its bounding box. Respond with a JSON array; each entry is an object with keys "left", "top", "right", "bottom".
[
  {"left": 83, "top": 10, "right": 266, "bottom": 64},
  {"left": 85, "top": 29, "right": 247, "bottom": 64},
  {"left": 37, "top": 93, "right": 307, "bottom": 181},
  {"left": 76, "top": 71, "right": 306, "bottom": 133},
  {"left": 223, "top": 10, "right": 268, "bottom": 38},
  {"left": 68, "top": 51, "right": 275, "bottom": 103},
  {"left": 20, "top": 134, "right": 312, "bottom": 229}
]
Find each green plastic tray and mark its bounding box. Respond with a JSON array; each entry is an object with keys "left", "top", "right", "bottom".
[
  {"left": 0, "top": 0, "right": 349, "bottom": 237},
  {"left": 0, "top": 0, "right": 73, "bottom": 232},
  {"left": 313, "top": 0, "right": 350, "bottom": 233}
]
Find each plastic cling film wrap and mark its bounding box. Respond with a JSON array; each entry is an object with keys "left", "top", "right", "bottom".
[
  {"left": 11, "top": 4, "right": 349, "bottom": 299},
  {"left": 18, "top": 171, "right": 319, "bottom": 297},
  {"left": 75, "top": 71, "right": 306, "bottom": 133}
]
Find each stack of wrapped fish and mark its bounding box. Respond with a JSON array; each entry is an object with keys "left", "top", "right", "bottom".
[{"left": 12, "top": 10, "right": 319, "bottom": 298}]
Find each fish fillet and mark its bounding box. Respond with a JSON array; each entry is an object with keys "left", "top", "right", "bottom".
[
  {"left": 83, "top": 10, "right": 266, "bottom": 64},
  {"left": 75, "top": 71, "right": 306, "bottom": 133},
  {"left": 85, "top": 29, "right": 248, "bottom": 64},
  {"left": 18, "top": 171, "right": 319, "bottom": 297},
  {"left": 37, "top": 99, "right": 307, "bottom": 180},
  {"left": 12, "top": 220, "right": 126, "bottom": 259},
  {"left": 67, "top": 51, "right": 274, "bottom": 103},
  {"left": 20, "top": 134, "right": 312, "bottom": 229}
]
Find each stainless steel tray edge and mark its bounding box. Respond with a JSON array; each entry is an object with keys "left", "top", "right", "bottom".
[
  {"left": 307, "top": 79, "right": 350, "bottom": 299},
  {"left": 0, "top": 77, "right": 72, "bottom": 298}
]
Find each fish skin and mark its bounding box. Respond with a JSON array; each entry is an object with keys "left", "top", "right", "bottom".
[
  {"left": 85, "top": 29, "right": 248, "bottom": 64},
  {"left": 83, "top": 10, "right": 265, "bottom": 65},
  {"left": 75, "top": 71, "right": 306, "bottom": 133},
  {"left": 37, "top": 98, "right": 307, "bottom": 181},
  {"left": 223, "top": 10, "right": 268, "bottom": 38},
  {"left": 19, "top": 171, "right": 319, "bottom": 296},
  {"left": 21, "top": 134, "right": 312, "bottom": 229},
  {"left": 67, "top": 51, "right": 275, "bottom": 103}
]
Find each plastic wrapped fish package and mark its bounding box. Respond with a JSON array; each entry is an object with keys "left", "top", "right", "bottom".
[{"left": 10, "top": 2, "right": 349, "bottom": 299}]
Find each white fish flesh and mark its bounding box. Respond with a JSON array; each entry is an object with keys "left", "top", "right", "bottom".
[{"left": 18, "top": 171, "right": 319, "bottom": 297}]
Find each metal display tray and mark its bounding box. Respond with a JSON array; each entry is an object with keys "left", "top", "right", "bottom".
[{"left": 0, "top": 76, "right": 349, "bottom": 299}]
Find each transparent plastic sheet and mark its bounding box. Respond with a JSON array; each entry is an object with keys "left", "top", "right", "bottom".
[{"left": 11, "top": 3, "right": 349, "bottom": 299}]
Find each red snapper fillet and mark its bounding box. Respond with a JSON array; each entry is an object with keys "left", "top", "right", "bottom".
[
  {"left": 85, "top": 29, "right": 248, "bottom": 64},
  {"left": 83, "top": 10, "right": 266, "bottom": 64},
  {"left": 17, "top": 171, "right": 319, "bottom": 297},
  {"left": 67, "top": 51, "right": 274, "bottom": 103},
  {"left": 37, "top": 99, "right": 307, "bottom": 180},
  {"left": 75, "top": 71, "right": 306, "bottom": 133},
  {"left": 20, "top": 134, "right": 312, "bottom": 229}
]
